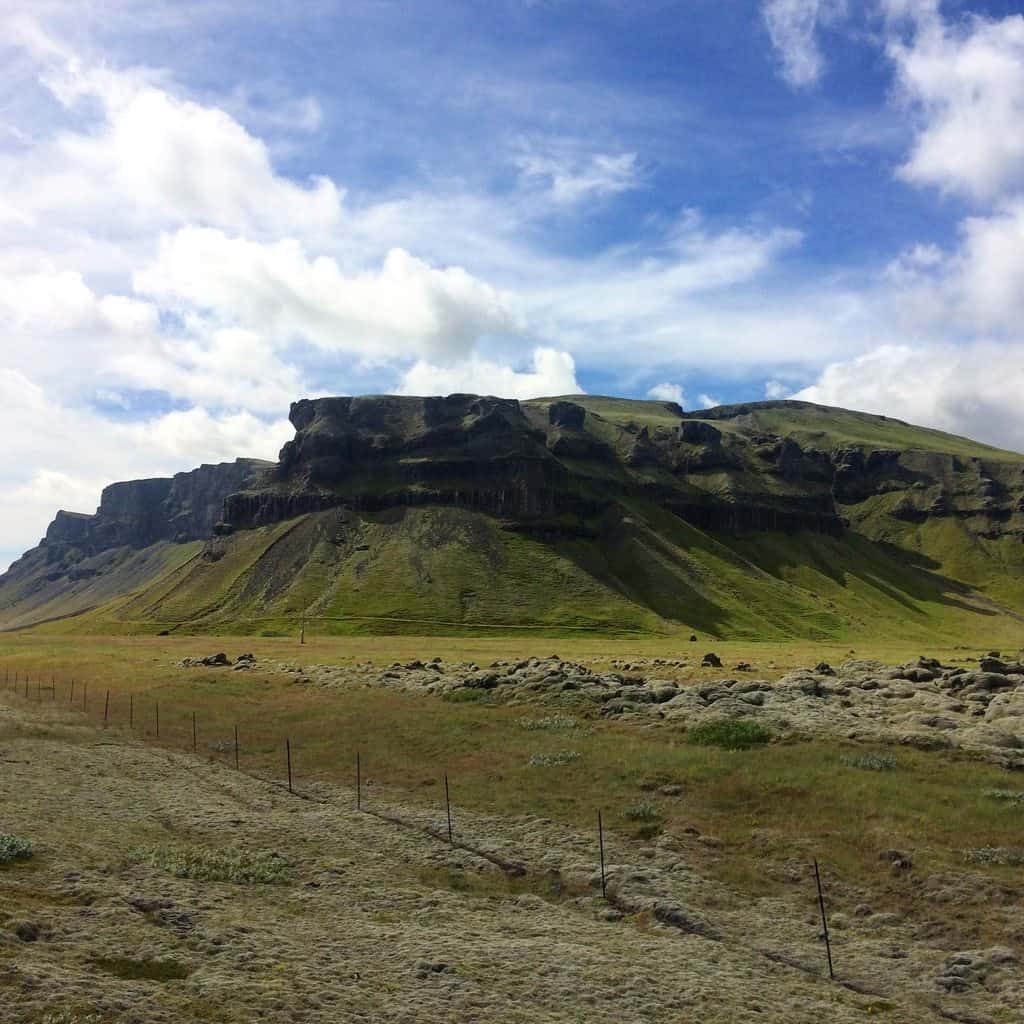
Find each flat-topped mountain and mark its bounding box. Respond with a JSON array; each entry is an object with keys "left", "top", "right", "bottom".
[{"left": 2, "top": 395, "right": 1023, "bottom": 639}]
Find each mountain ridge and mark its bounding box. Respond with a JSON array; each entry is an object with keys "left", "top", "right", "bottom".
[{"left": 3, "top": 395, "right": 1023, "bottom": 639}]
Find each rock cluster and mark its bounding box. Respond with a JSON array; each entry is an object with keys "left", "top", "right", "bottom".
[{"left": 274, "top": 653, "right": 1024, "bottom": 767}]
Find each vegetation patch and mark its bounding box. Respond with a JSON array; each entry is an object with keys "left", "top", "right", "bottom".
[
  {"left": 840, "top": 753, "right": 899, "bottom": 771},
  {"left": 963, "top": 845, "right": 1024, "bottom": 867},
  {"left": 623, "top": 801, "right": 663, "bottom": 822},
  {"left": 985, "top": 789, "right": 1024, "bottom": 806},
  {"left": 0, "top": 833, "right": 34, "bottom": 864},
  {"left": 516, "top": 714, "right": 582, "bottom": 731},
  {"left": 686, "top": 719, "right": 772, "bottom": 750},
  {"left": 528, "top": 750, "right": 580, "bottom": 767},
  {"left": 442, "top": 688, "right": 489, "bottom": 703},
  {"left": 135, "top": 844, "right": 289, "bottom": 884},
  {"left": 91, "top": 956, "right": 191, "bottom": 982}
]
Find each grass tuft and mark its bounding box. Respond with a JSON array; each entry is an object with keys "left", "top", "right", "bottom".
[
  {"left": 840, "top": 753, "right": 899, "bottom": 771},
  {"left": 516, "top": 715, "right": 582, "bottom": 731},
  {"left": 963, "top": 845, "right": 1024, "bottom": 867},
  {"left": 528, "top": 750, "right": 581, "bottom": 767},
  {"left": 623, "top": 801, "right": 663, "bottom": 822},
  {"left": 442, "top": 688, "right": 489, "bottom": 703},
  {"left": 135, "top": 844, "right": 289, "bottom": 884},
  {"left": 686, "top": 719, "right": 772, "bottom": 750},
  {"left": 985, "top": 789, "right": 1024, "bottom": 806},
  {"left": 0, "top": 833, "right": 34, "bottom": 864},
  {"left": 92, "top": 956, "right": 191, "bottom": 982}
]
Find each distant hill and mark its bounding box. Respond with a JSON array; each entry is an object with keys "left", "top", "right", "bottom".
[{"left": 2, "top": 394, "right": 1023, "bottom": 641}]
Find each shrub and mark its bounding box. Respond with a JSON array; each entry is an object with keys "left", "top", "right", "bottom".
[
  {"left": 0, "top": 833, "right": 34, "bottom": 864},
  {"left": 963, "top": 846, "right": 1024, "bottom": 867},
  {"left": 840, "top": 753, "right": 899, "bottom": 771},
  {"left": 136, "top": 844, "right": 289, "bottom": 884},
  {"left": 528, "top": 750, "right": 580, "bottom": 767},
  {"left": 443, "top": 688, "right": 488, "bottom": 703},
  {"left": 985, "top": 789, "right": 1024, "bottom": 806},
  {"left": 686, "top": 719, "right": 771, "bottom": 750},
  {"left": 623, "top": 801, "right": 663, "bottom": 822},
  {"left": 516, "top": 715, "right": 579, "bottom": 731}
]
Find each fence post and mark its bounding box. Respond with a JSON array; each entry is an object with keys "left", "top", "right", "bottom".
[
  {"left": 598, "top": 810, "right": 607, "bottom": 900},
  {"left": 155, "top": 700, "right": 160, "bottom": 738},
  {"left": 286, "top": 738, "right": 293, "bottom": 794},
  {"left": 192, "top": 711, "right": 197, "bottom": 754},
  {"left": 444, "top": 773, "right": 453, "bottom": 845},
  {"left": 104, "top": 689, "right": 110, "bottom": 725},
  {"left": 234, "top": 724, "right": 239, "bottom": 770},
  {"left": 129, "top": 693, "right": 133, "bottom": 728},
  {"left": 813, "top": 858, "right": 835, "bottom": 980},
  {"left": 356, "top": 750, "right": 361, "bottom": 810}
]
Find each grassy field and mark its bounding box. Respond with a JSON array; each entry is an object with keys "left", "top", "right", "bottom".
[{"left": 3, "top": 631, "right": 1022, "bottom": 953}]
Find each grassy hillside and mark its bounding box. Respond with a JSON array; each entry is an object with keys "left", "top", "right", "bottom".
[
  {"left": 699, "top": 400, "right": 1024, "bottom": 460},
  {"left": 14, "top": 502, "right": 1021, "bottom": 646},
  {"left": 5, "top": 397, "right": 1024, "bottom": 642}
]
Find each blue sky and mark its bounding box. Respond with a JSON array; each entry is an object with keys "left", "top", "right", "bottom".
[{"left": 2, "top": 0, "right": 1024, "bottom": 568}]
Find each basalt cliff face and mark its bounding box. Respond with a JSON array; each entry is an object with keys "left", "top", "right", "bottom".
[
  {"left": 215, "top": 394, "right": 1024, "bottom": 541},
  {"left": 2, "top": 396, "right": 1023, "bottom": 637}
]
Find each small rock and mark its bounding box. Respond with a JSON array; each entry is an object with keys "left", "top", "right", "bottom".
[
  {"left": 879, "top": 849, "right": 913, "bottom": 872},
  {"left": 13, "top": 921, "right": 39, "bottom": 942},
  {"left": 701, "top": 653, "right": 722, "bottom": 668}
]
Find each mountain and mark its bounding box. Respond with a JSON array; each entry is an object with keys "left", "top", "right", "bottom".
[{"left": 2, "top": 394, "right": 1024, "bottom": 640}]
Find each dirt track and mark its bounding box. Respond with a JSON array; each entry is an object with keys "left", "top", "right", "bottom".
[{"left": 1, "top": 694, "right": 1019, "bottom": 1023}]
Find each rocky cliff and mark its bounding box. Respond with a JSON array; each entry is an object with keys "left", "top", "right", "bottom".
[
  {"left": 2, "top": 396, "right": 1023, "bottom": 637},
  {"left": 215, "top": 395, "right": 1024, "bottom": 542},
  {"left": 6, "top": 459, "right": 271, "bottom": 586}
]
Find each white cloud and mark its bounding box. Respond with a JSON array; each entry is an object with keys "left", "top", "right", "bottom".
[
  {"left": 0, "top": 59, "right": 343, "bottom": 239},
  {"left": 890, "top": 10, "right": 1024, "bottom": 201},
  {"left": 763, "top": 0, "right": 847, "bottom": 88},
  {"left": 697, "top": 393, "right": 719, "bottom": 409},
  {"left": 134, "top": 228, "right": 521, "bottom": 363},
  {"left": 0, "top": 367, "right": 292, "bottom": 563},
  {"left": 764, "top": 379, "right": 791, "bottom": 399},
  {"left": 795, "top": 343, "right": 1024, "bottom": 453},
  {"left": 879, "top": 201, "right": 1024, "bottom": 337},
  {"left": 516, "top": 150, "right": 640, "bottom": 204},
  {"left": 398, "top": 347, "right": 580, "bottom": 401},
  {"left": 647, "top": 382, "right": 686, "bottom": 406}
]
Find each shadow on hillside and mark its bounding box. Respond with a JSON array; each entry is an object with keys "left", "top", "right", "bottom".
[{"left": 726, "top": 529, "right": 1001, "bottom": 620}]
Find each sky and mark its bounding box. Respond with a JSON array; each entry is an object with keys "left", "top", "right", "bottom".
[{"left": 2, "top": 0, "right": 1024, "bottom": 570}]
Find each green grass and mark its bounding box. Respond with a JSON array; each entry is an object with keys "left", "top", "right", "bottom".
[
  {"left": 0, "top": 833, "right": 34, "bottom": 863},
  {"left": 685, "top": 719, "right": 772, "bottom": 750},
  {"left": 91, "top": 957, "right": 191, "bottom": 982},
  {"left": 840, "top": 753, "right": 899, "bottom": 771},
  {"left": 3, "top": 633, "right": 1023, "bottom": 936},
  {"left": 703, "top": 400, "right": 1024, "bottom": 461},
  {"left": 135, "top": 844, "right": 289, "bottom": 884}
]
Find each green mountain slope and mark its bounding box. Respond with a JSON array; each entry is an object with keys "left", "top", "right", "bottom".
[{"left": 3, "top": 396, "right": 1023, "bottom": 641}]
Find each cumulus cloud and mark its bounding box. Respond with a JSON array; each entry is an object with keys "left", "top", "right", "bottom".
[
  {"left": 647, "top": 382, "right": 686, "bottom": 406},
  {"left": 134, "top": 228, "right": 521, "bottom": 362},
  {"left": 889, "top": 9, "right": 1024, "bottom": 201},
  {"left": 763, "top": 0, "right": 847, "bottom": 88},
  {"left": 398, "top": 347, "right": 580, "bottom": 401},
  {"left": 795, "top": 343, "right": 1024, "bottom": 453},
  {"left": 0, "top": 366, "right": 292, "bottom": 568}
]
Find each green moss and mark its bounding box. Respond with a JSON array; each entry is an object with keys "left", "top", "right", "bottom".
[{"left": 686, "top": 720, "right": 772, "bottom": 750}]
